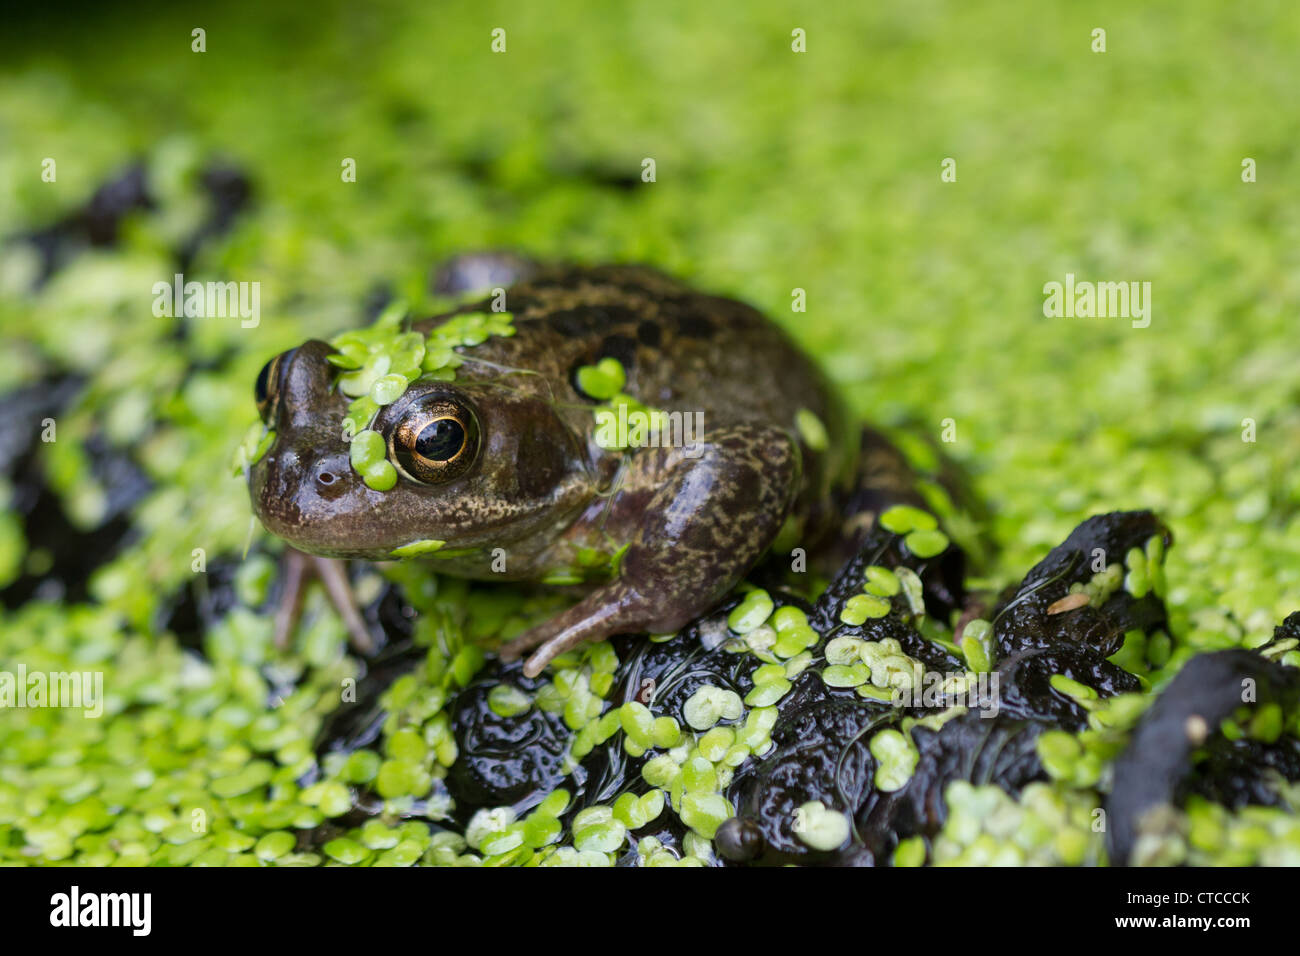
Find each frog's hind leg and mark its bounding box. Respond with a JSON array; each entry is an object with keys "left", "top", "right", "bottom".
[
  {"left": 272, "top": 548, "right": 311, "bottom": 650},
  {"left": 745, "top": 426, "right": 934, "bottom": 599}
]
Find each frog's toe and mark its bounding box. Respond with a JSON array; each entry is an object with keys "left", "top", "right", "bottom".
[
  {"left": 520, "top": 632, "right": 592, "bottom": 679},
  {"left": 311, "top": 554, "right": 377, "bottom": 654},
  {"left": 498, "top": 617, "right": 589, "bottom": 678},
  {"left": 272, "top": 548, "right": 311, "bottom": 650},
  {"left": 271, "top": 548, "right": 378, "bottom": 655},
  {"left": 497, "top": 622, "right": 556, "bottom": 662}
]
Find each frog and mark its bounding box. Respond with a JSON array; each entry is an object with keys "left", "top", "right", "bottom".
[{"left": 248, "top": 257, "right": 934, "bottom": 677}]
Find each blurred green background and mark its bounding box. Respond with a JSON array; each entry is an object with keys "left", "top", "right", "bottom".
[{"left": 1, "top": 0, "right": 1298, "bottom": 864}]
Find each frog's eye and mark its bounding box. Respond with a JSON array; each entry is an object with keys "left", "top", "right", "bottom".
[
  {"left": 255, "top": 353, "right": 285, "bottom": 425},
  {"left": 389, "top": 397, "right": 480, "bottom": 484}
]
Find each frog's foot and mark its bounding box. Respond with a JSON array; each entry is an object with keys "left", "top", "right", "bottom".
[
  {"left": 272, "top": 548, "right": 377, "bottom": 655},
  {"left": 499, "top": 586, "right": 656, "bottom": 678}
]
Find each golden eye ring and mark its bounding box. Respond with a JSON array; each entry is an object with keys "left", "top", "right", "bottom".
[{"left": 388, "top": 397, "right": 480, "bottom": 484}]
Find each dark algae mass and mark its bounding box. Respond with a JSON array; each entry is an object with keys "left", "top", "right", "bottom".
[
  {"left": 3, "top": 1, "right": 1300, "bottom": 868},
  {"left": 304, "top": 500, "right": 1300, "bottom": 866}
]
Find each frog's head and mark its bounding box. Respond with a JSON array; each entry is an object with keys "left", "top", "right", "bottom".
[{"left": 248, "top": 340, "right": 594, "bottom": 562}]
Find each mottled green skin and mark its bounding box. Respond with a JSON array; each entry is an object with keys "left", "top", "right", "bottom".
[{"left": 251, "top": 264, "right": 868, "bottom": 674}]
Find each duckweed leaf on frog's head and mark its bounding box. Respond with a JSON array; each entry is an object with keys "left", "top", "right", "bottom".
[{"left": 327, "top": 306, "right": 516, "bottom": 489}]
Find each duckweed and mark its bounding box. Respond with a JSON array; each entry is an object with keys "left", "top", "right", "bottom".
[
  {"left": 869, "top": 729, "right": 920, "bottom": 792},
  {"left": 794, "top": 800, "right": 851, "bottom": 851},
  {"left": 841, "top": 593, "right": 891, "bottom": 625},
  {"left": 878, "top": 505, "right": 937, "bottom": 536},
  {"left": 727, "top": 588, "right": 775, "bottom": 633},
  {"left": 744, "top": 676, "right": 791, "bottom": 707},
  {"left": 682, "top": 685, "right": 744, "bottom": 730},
  {"left": 795, "top": 408, "right": 829, "bottom": 452},
  {"left": 934, "top": 782, "right": 1104, "bottom": 867},
  {"left": 487, "top": 684, "right": 531, "bottom": 718},
  {"left": 863, "top": 565, "right": 901, "bottom": 597},
  {"left": 893, "top": 835, "right": 927, "bottom": 867},
  {"left": 904, "top": 528, "right": 949, "bottom": 559},
  {"left": 390, "top": 539, "right": 447, "bottom": 559},
  {"left": 822, "top": 663, "right": 871, "bottom": 689},
  {"left": 575, "top": 357, "right": 626, "bottom": 400},
  {"left": 680, "top": 792, "right": 731, "bottom": 839},
  {"left": 959, "top": 619, "right": 994, "bottom": 673}
]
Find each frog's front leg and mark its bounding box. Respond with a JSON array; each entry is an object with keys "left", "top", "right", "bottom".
[{"left": 499, "top": 422, "right": 800, "bottom": 677}]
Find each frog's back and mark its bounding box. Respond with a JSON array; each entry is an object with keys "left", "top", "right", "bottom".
[{"left": 434, "top": 265, "right": 847, "bottom": 446}]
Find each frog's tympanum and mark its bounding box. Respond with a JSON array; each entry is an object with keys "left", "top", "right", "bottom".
[{"left": 249, "top": 260, "right": 926, "bottom": 677}]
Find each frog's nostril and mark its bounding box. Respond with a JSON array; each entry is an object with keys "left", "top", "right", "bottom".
[{"left": 314, "top": 460, "right": 350, "bottom": 499}]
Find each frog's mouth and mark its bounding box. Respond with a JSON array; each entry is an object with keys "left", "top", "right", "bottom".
[
  {"left": 250, "top": 436, "right": 473, "bottom": 560},
  {"left": 251, "top": 429, "right": 593, "bottom": 564}
]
